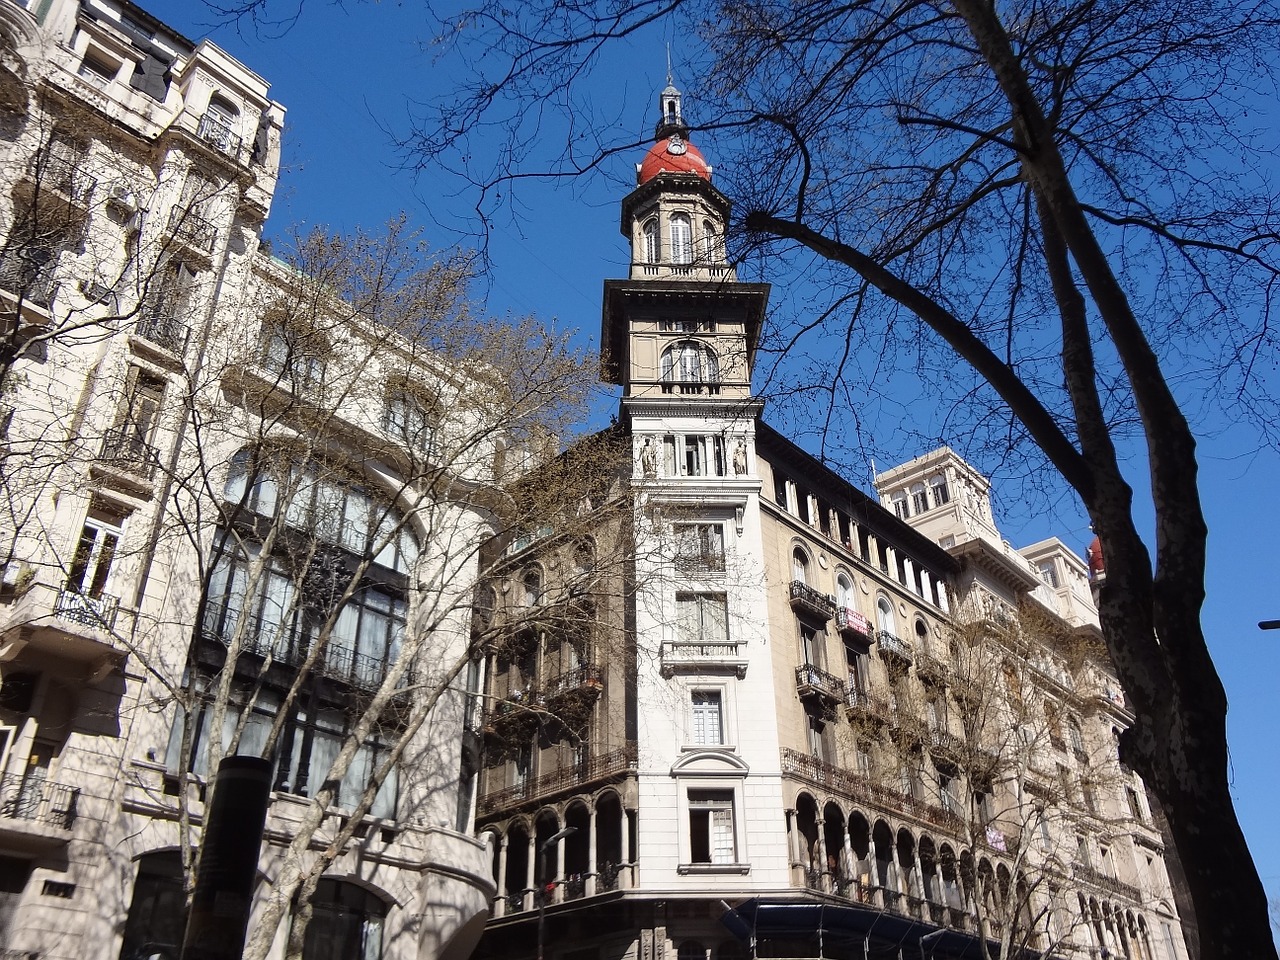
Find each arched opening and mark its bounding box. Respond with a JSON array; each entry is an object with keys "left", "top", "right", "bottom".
[
  {"left": 563, "top": 802, "right": 591, "bottom": 900},
  {"left": 792, "top": 547, "right": 810, "bottom": 585},
  {"left": 896, "top": 828, "right": 919, "bottom": 909},
  {"left": 118, "top": 851, "right": 187, "bottom": 960},
  {"left": 939, "top": 843, "right": 963, "bottom": 918},
  {"left": 533, "top": 810, "right": 562, "bottom": 896},
  {"left": 872, "top": 820, "right": 895, "bottom": 894},
  {"left": 595, "top": 791, "right": 625, "bottom": 891},
  {"left": 504, "top": 821, "right": 531, "bottom": 911},
  {"left": 823, "top": 801, "right": 845, "bottom": 889},
  {"left": 919, "top": 836, "right": 940, "bottom": 914},
  {"left": 299, "top": 878, "right": 390, "bottom": 960},
  {"left": 794, "top": 793, "right": 821, "bottom": 887}
]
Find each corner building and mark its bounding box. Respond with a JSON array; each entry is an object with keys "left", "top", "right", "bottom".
[
  {"left": 473, "top": 84, "right": 1192, "bottom": 960},
  {"left": 0, "top": 2, "right": 492, "bottom": 959}
]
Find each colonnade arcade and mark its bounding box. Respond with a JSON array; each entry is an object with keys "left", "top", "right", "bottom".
[{"left": 483, "top": 787, "right": 635, "bottom": 917}]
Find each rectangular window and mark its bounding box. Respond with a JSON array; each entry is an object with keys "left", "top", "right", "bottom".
[
  {"left": 1038, "top": 561, "right": 1060, "bottom": 588},
  {"left": 911, "top": 488, "right": 929, "bottom": 514},
  {"left": 676, "top": 593, "right": 729, "bottom": 644},
  {"left": 688, "top": 789, "right": 735, "bottom": 864},
  {"left": 673, "top": 522, "right": 725, "bottom": 572},
  {"left": 664, "top": 434, "right": 727, "bottom": 477},
  {"left": 691, "top": 690, "right": 723, "bottom": 745},
  {"left": 1126, "top": 786, "right": 1144, "bottom": 821},
  {"left": 930, "top": 477, "right": 950, "bottom": 505},
  {"left": 773, "top": 471, "right": 790, "bottom": 509}
]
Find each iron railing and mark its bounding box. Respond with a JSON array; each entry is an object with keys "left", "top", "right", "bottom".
[
  {"left": 0, "top": 248, "right": 57, "bottom": 308},
  {"left": 795, "top": 663, "right": 846, "bottom": 701},
  {"left": 197, "top": 113, "right": 243, "bottom": 159},
  {"left": 166, "top": 208, "right": 217, "bottom": 253},
  {"left": 835, "top": 606, "right": 871, "bottom": 637},
  {"left": 876, "top": 630, "right": 912, "bottom": 663},
  {"left": 543, "top": 663, "right": 603, "bottom": 698},
  {"left": 28, "top": 151, "right": 96, "bottom": 203},
  {"left": 789, "top": 580, "right": 836, "bottom": 619},
  {"left": 0, "top": 773, "right": 78, "bottom": 828},
  {"left": 136, "top": 310, "right": 190, "bottom": 354},
  {"left": 477, "top": 742, "right": 637, "bottom": 814},
  {"left": 98, "top": 427, "right": 160, "bottom": 479},
  {"left": 54, "top": 587, "right": 119, "bottom": 630},
  {"left": 1073, "top": 862, "right": 1141, "bottom": 902}
]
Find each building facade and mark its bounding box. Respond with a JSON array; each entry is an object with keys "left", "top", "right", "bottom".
[
  {"left": 471, "top": 83, "right": 1191, "bottom": 960},
  {"left": 0, "top": 2, "right": 492, "bottom": 959}
]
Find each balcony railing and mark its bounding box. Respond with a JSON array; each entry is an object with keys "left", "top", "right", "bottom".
[
  {"left": 845, "top": 688, "right": 888, "bottom": 718},
  {"left": 0, "top": 773, "right": 78, "bottom": 829},
  {"left": 203, "top": 612, "right": 406, "bottom": 692},
  {"left": 789, "top": 580, "right": 836, "bottom": 620},
  {"left": 136, "top": 309, "right": 190, "bottom": 355},
  {"left": 543, "top": 663, "right": 604, "bottom": 698},
  {"left": 835, "top": 606, "right": 872, "bottom": 638},
  {"left": 98, "top": 427, "right": 160, "bottom": 479},
  {"left": 197, "top": 113, "right": 243, "bottom": 159},
  {"left": 876, "top": 630, "right": 913, "bottom": 664},
  {"left": 915, "top": 652, "right": 947, "bottom": 683},
  {"left": 28, "top": 151, "right": 96, "bottom": 204},
  {"left": 795, "top": 663, "right": 846, "bottom": 703},
  {"left": 0, "top": 248, "right": 57, "bottom": 308},
  {"left": 1073, "top": 862, "right": 1141, "bottom": 902},
  {"left": 661, "top": 639, "right": 747, "bottom": 677},
  {"left": 781, "top": 748, "right": 963, "bottom": 834},
  {"left": 54, "top": 587, "right": 119, "bottom": 631},
  {"left": 927, "top": 727, "right": 966, "bottom": 761},
  {"left": 166, "top": 208, "right": 217, "bottom": 253},
  {"left": 477, "top": 742, "right": 637, "bottom": 815}
]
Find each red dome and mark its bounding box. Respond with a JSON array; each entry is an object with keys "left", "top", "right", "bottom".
[{"left": 638, "top": 136, "right": 712, "bottom": 184}]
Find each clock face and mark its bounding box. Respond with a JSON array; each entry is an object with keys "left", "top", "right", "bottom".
[{"left": 667, "top": 135, "right": 687, "bottom": 156}]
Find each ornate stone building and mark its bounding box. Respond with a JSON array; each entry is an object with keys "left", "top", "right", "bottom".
[{"left": 471, "top": 82, "right": 1192, "bottom": 960}]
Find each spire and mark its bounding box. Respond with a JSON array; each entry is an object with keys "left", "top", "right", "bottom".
[{"left": 655, "top": 61, "right": 688, "bottom": 140}]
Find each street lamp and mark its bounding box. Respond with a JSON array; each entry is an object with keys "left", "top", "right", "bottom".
[
  {"left": 919, "top": 927, "right": 947, "bottom": 960},
  {"left": 1259, "top": 620, "right": 1280, "bottom": 630},
  {"left": 536, "top": 826, "right": 578, "bottom": 960}
]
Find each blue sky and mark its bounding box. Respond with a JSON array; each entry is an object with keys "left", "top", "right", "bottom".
[{"left": 146, "top": 0, "right": 1280, "bottom": 912}]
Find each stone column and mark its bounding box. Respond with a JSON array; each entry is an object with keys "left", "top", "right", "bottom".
[
  {"left": 586, "top": 806, "right": 598, "bottom": 897},
  {"left": 621, "top": 808, "right": 633, "bottom": 889},
  {"left": 524, "top": 832, "right": 536, "bottom": 912},
  {"left": 496, "top": 833, "right": 509, "bottom": 916}
]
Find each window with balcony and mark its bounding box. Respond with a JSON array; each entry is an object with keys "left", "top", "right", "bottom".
[
  {"left": 660, "top": 341, "right": 719, "bottom": 393},
  {"left": 691, "top": 690, "right": 724, "bottom": 745},
  {"left": 875, "top": 594, "right": 896, "bottom": 636},
  {"left": 60, "top": 507, "right": 124, "bottom": 628},
  {"left": 688, "top": 789, "right": 736, "bottom": 864},
  {"left": 663, "top": 433, "right": 727, "bottom": 476},
  {"left": 1038, "top": 560, "right": 1060, "bottom": 588},
  {"left": 674, "top": 522, "right": 725, "bottom": 572},
  {"left": 139, "top": 259, "right": 196, "bottom": 353},
  {"left": 198, "top": 94, "right": 241, "bottom": 157},
  {"left": 676, "top": 593, "right": 729, "bottom": 644},
  {"left": 0, "top": 207, "right": 79, "bottom": 308},
  {"left": 103, "top": 367, "right": 164, "bottom": 475}
]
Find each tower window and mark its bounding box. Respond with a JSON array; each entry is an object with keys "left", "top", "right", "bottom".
[
  {"left": 642, "top": 218, "right": 659, "bottom": 263},
  {"left": 670, "top": 214, "right": 693, "bottom": 264},
  {"left": 660, "top": 341, "right": 719, "bottom": 393}
]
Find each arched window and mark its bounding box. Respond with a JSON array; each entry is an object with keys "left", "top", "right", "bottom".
[
  {"left": 670, "top": 213, "right": 693, "bottom": 264},
  {"left": 700, "top": 220, "right": 723, "bottom": 262},
  {"left": 910, "top": 482, "right": 929, "bottom": 514},
  {"left": 261, "top": 314, "right": 326, "bottom": 388},
  {"left": 792, "top": 547, "right": 810, "bottom": 584},
  {"left": 660, "top": 341, "right": 719, "bottom": 387},
  {"left": 119, "top": 851, "right": 187, "bottom": 960},
  {"left": 522, "top": 567, "right": 542, "bottom": 606},
  {"left": 199, "top": 95, "right": 240, "bottom": 155},
  {"left": 929, "top": 473, "right": 950, "bottom": 505},
  {"left": 836, "top": 572, "right": 854, "bottom": 609},
  {"left": 876, "top": 594, "right": 896, "bottom": 636},
  {"left": 642, "top": 218, "right": 659, "bottom": 263},
  {"left": 300, "top": 879, "right": 389, "bottom": 960},
  {"left": 890, "top": 492, "right": 909, "bottom": 519},
  {"left": 1068, "top": 716, "right": 1087, "bottom": 759}
]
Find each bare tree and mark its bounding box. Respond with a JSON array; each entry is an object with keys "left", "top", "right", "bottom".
[{"left": 390, "top": 1, "right": 1280, "bottom": 955}]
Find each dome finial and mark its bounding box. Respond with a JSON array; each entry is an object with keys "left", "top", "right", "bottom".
[{"left": 655, "top": 60, "right": 688, "bottom": 141}]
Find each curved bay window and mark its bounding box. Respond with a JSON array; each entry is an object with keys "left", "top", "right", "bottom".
[
  {"left": 660, "top": 341, "right": 719, "bottom": 395},
  {"left": 175, "top": 450, "right": 420, "bottom": 818}
]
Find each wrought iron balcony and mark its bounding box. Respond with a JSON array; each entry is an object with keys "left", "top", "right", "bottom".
[
  {"left": 54, "top": 587, "right": 119, "bottom": 631},
  {"left": 166, "top": 207, "right": 217, "bottom": 253},
  {"left": 0, "top": 248, "right": 57, "bottom": 308},
  {"left": 876, "top": 630, "right": 913, "bottom": 665},
  {"left": 98, "top": 427, "right": 160, "bottom": 479},
  {"left": 845, "top": 688, "right": 888, "bottom": 720},
  {"left": 789, "top": 580, "right": 836, "bottom": 620},
  {"left": 835, "top": 606, "right": 872, "bottom": 638},
  {"left": 136, "top": 309, "right": 190, "bottom": 355},
  {"left": 927, "top": 727, "right": 967, "bottom": 763},
  {"left": 1073, "top": 862, "right": 1141, "bottom": 902},
  {"left": 795, "top": 663, "right": 846, "bottom": 703},
  {"left": 477, "top": 742, "right": 637, "bottom": 815},
  {"left": 543, "top": 663, "right": 604, "bottom": 698},
  {"left": 0, "top": 773, "right": 78, "bottom": 829},
  {"left": 27, "top": 151, "right": 96, "bottom": 204},
  {"left": 915, "top": 652, "right": 947, "bottom": 683},
  {"left": 197, "top": 113, "right": 243, "bottom": 159}
]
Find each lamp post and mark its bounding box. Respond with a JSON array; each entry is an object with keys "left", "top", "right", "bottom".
[
  {"left": 919, "top": 927, "right": 946, "bottom": 960},
  {"left": 536, "top": 826, "right": 577, "bottom": 960}
]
